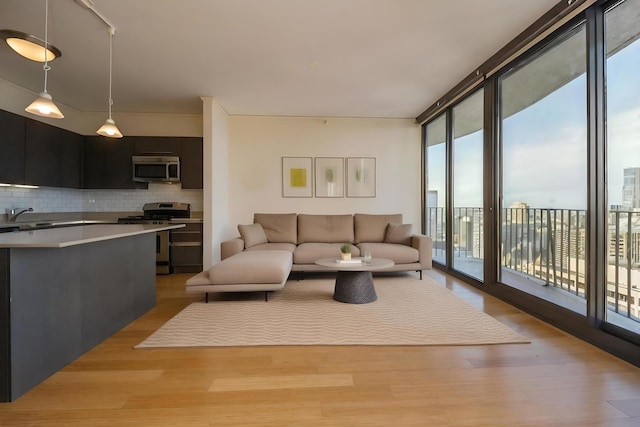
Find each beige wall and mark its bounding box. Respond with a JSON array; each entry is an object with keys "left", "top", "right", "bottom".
[{"left": 224, "top": 115, "right": 422, "bottom": 240}]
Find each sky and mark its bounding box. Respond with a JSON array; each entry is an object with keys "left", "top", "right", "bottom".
[{"left": 427, "top": 21, "right": 640, "bottom": 211}]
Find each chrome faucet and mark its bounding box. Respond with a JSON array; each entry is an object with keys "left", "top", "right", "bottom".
[{"left": 8, "top": 207, "right": 34, "bottom": 222}]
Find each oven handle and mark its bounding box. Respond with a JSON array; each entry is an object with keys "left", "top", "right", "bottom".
[{"left": 170, "top": 242, "right": 202, "bottom": 247}]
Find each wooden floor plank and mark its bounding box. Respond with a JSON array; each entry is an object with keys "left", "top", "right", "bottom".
[{"left": 0, "top": 270, "right": 639, "bottom": 427}]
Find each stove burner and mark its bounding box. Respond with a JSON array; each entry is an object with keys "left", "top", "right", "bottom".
[{"left": 117, "top": 202, "right": 191, "bottom": 225}]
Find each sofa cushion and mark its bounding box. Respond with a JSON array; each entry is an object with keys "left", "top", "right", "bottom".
[
  {"left": 254, "top": 213, "right": 297, "bottom": 244},
  {"left": 238, "top": 223, "right": 268, "bottom": 248},
  {"left": 297, "top": 214, "right": 354, "bottom": 244},
  {"left": 246, "top": 242, "right": 296, "bottom": 253},
  {"left": 294, "top": 243, "right": 361, "bottom": 264},
  {"left": 356, "top": 243, "right": 419, "bottom": 264},
  {"left": 354, "top": 213, "right": 403, "bottom": 243},
  {"left": 384, "top": 223, "right": 413, "bottom": 246}
]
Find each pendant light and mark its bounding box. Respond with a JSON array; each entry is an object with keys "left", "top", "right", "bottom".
[
  {"left": 0, "top": 29, "right": 62, "bottom": 62},
  {"left": 25, "top": 0, "right": 64, "bottom": 119},
  {"left": 96, "top": 28, "right": 122, "bottom": 138}
]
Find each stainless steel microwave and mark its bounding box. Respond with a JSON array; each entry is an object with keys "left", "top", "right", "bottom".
[{"left": 132, "top": 156, "right": 180, "bottom": 183}]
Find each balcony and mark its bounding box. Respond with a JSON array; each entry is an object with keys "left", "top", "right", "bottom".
[{"left": 426, "top": 207, "right": 640, "bottom": 334}]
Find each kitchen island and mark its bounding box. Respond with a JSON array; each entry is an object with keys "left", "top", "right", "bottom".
[{"left": 0, "top": 223, "right": 183, "bottom": 402}]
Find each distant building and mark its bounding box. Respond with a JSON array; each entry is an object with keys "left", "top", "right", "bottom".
[{"left": 622, "top": 167, "right": 640, "bottom": 210}]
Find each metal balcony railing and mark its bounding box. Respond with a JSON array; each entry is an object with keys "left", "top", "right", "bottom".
[{"left": 425, "top": 207, "right": 640, "bottom": 323}]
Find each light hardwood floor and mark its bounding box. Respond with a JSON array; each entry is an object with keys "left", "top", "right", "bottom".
[{"left": 1, "top": 270, "right": 639, "bottom": 426}]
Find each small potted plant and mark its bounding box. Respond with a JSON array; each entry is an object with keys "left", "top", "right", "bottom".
[{"left": 340, "top": 243, "right": 352, "bottom": 261}]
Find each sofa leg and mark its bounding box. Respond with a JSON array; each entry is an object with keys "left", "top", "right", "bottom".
[
  {"left": 418, "top": 270, "right": 422, "bottom": 280},
  {"left": 205, "top": 292, "right": 209, "bottom": 303},
  {"left": 264, "top": 291, "right": 268, "bottom": 302}
]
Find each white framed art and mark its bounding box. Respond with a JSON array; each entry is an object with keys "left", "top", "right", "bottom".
[
  {"left": 346, "top": 157, "right": 376, "bottom": 198},
  {"left": 314, "top": 157, "right": 344, "bottom": 198},
  {"left": 282, "top": 157, "right": 312, "bottom": 197}
]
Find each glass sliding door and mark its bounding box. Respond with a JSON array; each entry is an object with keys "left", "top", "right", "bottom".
[
  {"left": 425, "top": 114, "right": 447, "bottom": 264},
  {"left": 605, "top": 0, "right": 640, "bottom": 335},
  {"left": 452, "top": 89, "right": 484, "bottom": 280},
  {"left": 498, "top": 23, "right": 588, "bottom": 314}
]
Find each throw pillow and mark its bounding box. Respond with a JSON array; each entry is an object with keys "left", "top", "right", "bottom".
[
  {"left": 384, "top": 223, "right": 413, "bottom": 246},
  {"left": 238, "top": 223, "right": 268, "bottom": 248}
]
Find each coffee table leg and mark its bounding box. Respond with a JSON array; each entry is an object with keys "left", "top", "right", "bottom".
[{"left": 333, "top": 271, "right": 378, "bottom": 304}]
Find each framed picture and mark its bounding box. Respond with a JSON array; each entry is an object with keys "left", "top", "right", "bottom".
[
  {"left": 282, "top": 157, "right": 312, "bottom": 197},
  {"left": 314, "top": 157, "right": 344, "bottom": 197},
  {"left": 346, "top": 157, "right": 376, "bottom": 197}
]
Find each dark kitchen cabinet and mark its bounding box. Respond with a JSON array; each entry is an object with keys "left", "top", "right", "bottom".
[
  {"left": 170, "top": 222, "right": 203, "bottom": 273},
  {"left": 133, "top": 137, "right": 181, "bottom": 156},
  {"left": 180, "top": 137, "right": 203, "bottom": 189},
  {"left": 24, "top": 119, "right": 61, "bottom": 187},
  {"left": 83, "top": 136, "right": 147, "bottom": 189},
  {"left": 0, "top": 110, "right": 26, "bottom": 185},
  {"left": 59, "top": 129, "right": 82, "bottom": 189},
  {"left": 23, "top": 119, "right": 81, "bottom": 189}
]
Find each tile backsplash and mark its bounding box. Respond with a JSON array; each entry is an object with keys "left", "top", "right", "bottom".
[{"left": 0, "top": 183, "right": 203, "bottom": 214}]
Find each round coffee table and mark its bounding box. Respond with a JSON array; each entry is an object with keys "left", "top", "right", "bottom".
[{"left": 315, "top": 257, "right": 394, "bottom": 304}]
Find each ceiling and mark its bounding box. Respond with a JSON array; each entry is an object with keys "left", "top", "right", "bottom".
[{"left": 0, "top": 0, "right": 560, "bottom": 119}]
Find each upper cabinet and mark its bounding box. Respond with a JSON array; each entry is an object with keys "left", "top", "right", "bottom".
[
  {"left": 0, "top": 110, "right": 26, "bottom": 185},
  {"left": 25, "top": 120, "right": 82, "bottom": 189},
  {"left": 83, "top": 136, "right": 147, "bottom": 189},
  {"left": 0, "top": 109, "right": 203, "bottom": 190},
  {"left": 133, "top": 137, "right": 181, "bottom": 156},
  {"left": 59, "top": 129, "right": 83, "bottom": 189},
  {"left": 180, "top": 137, "right": 203, "bottom": 189},
  {"left": 0, "top": 111, "right": 81, "bottom": 188},
  {"left": 127, "top": 136, "right": 202, "bottom": 189}
]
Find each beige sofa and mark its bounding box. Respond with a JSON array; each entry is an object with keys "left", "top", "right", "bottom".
[
  {"left": 221, "top": 213, "right": 432, "bottom": 278},
  {"left": 185, "top": 213, "right": 432, "bottom": 301}
]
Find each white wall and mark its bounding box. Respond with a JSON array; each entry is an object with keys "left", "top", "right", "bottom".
[
  {"left": 225, "top": 116, "right": 421, "bottom": 239},
  {"left": 202, "top": 97, "right": 230, "bottom": 268}
]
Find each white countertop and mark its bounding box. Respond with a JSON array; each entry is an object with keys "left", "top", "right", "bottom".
[{"left": 0, "top": 223, "right": 184, "bottom": 248}]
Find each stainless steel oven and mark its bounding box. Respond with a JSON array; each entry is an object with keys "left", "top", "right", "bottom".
[{"left": 118, "top": 202, "right": 191, "bottom": 275}]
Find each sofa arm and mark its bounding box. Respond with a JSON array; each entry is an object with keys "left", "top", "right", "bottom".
[
  {"left": 221, "top": 238, "right": 245, "bottom": 260},
  {"left": 411, "top": 234, "right": 432, "bottom": 269}
]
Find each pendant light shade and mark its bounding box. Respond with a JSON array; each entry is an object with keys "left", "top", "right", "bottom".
[
  {"left": 25, "top": 0, "right": 63, "bottom": 119},
  {"left": 25, "top": 91, "right": 64, "bottom": 118},
  {"left": 97, "top": 118, "right": 123, "bottom": 138},
  {"left": 96, "top": 28, "right": 122, "bottom": 138}
]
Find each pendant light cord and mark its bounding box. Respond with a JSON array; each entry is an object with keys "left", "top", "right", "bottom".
[
  {"left": 108, "top": 29, "right": 114, "bottom": 119},
  {"left": 43, "top": 0, "right": 50, "bottom": 93}
]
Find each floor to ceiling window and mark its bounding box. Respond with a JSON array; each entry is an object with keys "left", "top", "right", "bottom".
[
  {"left": 425, "top": 114, "right": 447, "bottom": 265},
  {"left": 498, "top": 23, "right": 588, "bottom": 315},
  {"left": 452, "top": 89, "right": 484, "bottom": 281},
  {"left": 605, "top": 0, "right": 640, "bottom": 334},
  {"left": 421, "top": 0, "right": 640, "bottom": 363}
]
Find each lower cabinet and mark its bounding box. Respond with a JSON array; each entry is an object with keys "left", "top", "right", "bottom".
[{"left": 170, "top": 222, "right": 203, "bottom": 273}]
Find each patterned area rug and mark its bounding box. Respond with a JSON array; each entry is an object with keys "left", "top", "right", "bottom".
[{"left": 135, "top": 276, "right": 529, "bottom": 348}]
